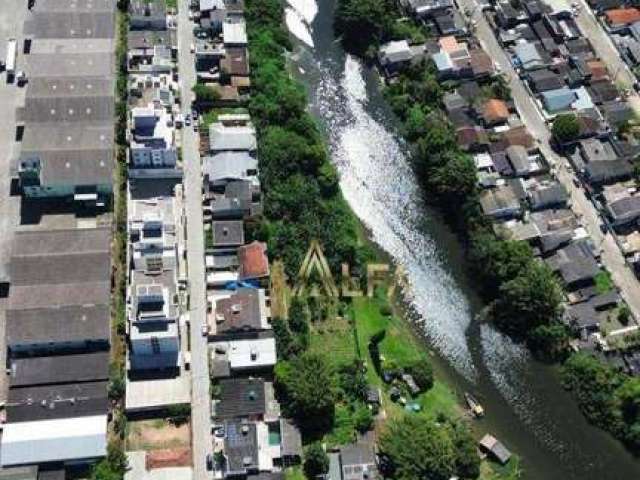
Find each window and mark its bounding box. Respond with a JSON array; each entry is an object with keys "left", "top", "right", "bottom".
[{"left": 151, "top": 337, "right": 160, "bottom": 354}]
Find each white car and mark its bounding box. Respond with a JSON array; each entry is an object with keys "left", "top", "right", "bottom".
[{"left": 190, "top": 43, "right": 195, "bottom": 53}]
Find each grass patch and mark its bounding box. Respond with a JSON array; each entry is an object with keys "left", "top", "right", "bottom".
[
  {"left": 308, "top": 314, "right": 357, "bottom": 370},
  {"left": 201, "top": 107, "right": 249, "bottom": 130},
  {"left": 127, "top": 419, "right": 191, "bottom": 451},
  {"left": 595, "top": 270, "right": 614, "bottom": 294},
  {"left": 284, "top": 467, "right": 306, "bottom": 480},
  {"left": 480, "top": 456, "right": 523, "bottom": 479}
]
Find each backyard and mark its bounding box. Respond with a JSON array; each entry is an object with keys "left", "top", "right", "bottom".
[{"left": 127, "top": 418, "right": 191, "bottom": 451}]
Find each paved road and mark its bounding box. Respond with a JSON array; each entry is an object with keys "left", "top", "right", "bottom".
[
  {"left": 458, "top": 0, "right": 640, "bottom": 320},
  {"left": 177, "top": 2, "right": 212, "bottom": 478}
]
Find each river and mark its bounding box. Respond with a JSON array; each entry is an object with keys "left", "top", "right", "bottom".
[{"left": 281, "top": 0, "right": 640, "bottom": 478}]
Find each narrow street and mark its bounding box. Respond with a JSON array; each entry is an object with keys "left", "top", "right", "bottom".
[
  {"left": 176, "top": 1, "right": 211, "bottom": 478},
  {"left": 459, "top": 0, "right": 640, "bottom": 319}
]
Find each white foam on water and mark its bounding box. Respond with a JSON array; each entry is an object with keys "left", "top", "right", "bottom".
[
  {"left": 285, "top": 7, "right": 314, "bottom": 48},
  {"left": 287, "top": 0, "right": 318, "bottom": 24},
  {"left": 311, "top": 55, "right": 477, "bottom": 379}
]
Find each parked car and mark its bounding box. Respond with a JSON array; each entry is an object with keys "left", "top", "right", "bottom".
[{"left": 206, "top": 454, "right": 213, "bottom": 471}]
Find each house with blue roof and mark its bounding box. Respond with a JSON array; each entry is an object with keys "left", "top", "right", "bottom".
[{"left": 542, "top": 87, "right": 576, "bottom": 113}]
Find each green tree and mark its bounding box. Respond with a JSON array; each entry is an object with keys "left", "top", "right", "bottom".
[
  {"left": 334, "top": 0, "right": 393, "bottom": 56},
  {"left": 618, "top": 304, "right": 632, "bottom": 325},
  {"left": 192, "top": 84, "right": 221, "bottom": 103},
  {"left": 275, "top": 353, "right": 337, "bottom": 432},
  {"left": 304, "top": 442, "right": 329, "bottom": 478},
  {"left": 495, "top": 261, "right": 563, "bottom": 337},
  {"left": 379, "top": 416, "right": 479, "bottom": 480},
  {"left": 562, "top": 353, "right": 625, "bottom": 436},
  {"left": 406, "top": 359, "right": 434, "bottom": 392},
  {"left": 353, "top": 404, "right": 374, "bottom": 433},
  {"left": 552, "top": 114, "right": 580, "bottom": 143},
  {"left": 468, "top": 233, "right": 534, "bottom": 297}
]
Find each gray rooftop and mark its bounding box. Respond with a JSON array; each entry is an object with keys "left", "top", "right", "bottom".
[
  {"left": 26, "top": 53, "right": 115, "bottom": 77},
  {"left": 224, "top": 420, "right": 258, "bottom": 475},
  {"left": 24, "top": 12, "right": 115, "bottom": 39},
  {"left": 25, "top": 77, "right": 114, "bottom": 98},
  {"left": 9, "top": 352, "right": 110, "bottom": 388},
  {"left": 203, "top": 152, "right": 258, "bottom": 183},
  {"left": 20, "top": 148, "right": 114, "bottom": 186},
  {"left": 7, "top": 381, "right": 108, "bottom": 423},
  {"left": 18, "top": 96, "right": 114, "bottom": 123},
  {"left": 34, "top": 0, "right": 116, "bottom": 13},
  {"left": 216, "top": 378, "right": 266, "bottom": 419},
  {"left": 209, "top": 123, "right": 256, "bottom": 152},
  {"left": 22, "top": 123, "right": 113, "bottom": 151},
  {"left": 29, "top": 38, "right": 115, "bottom": 55},
  {"left": 212, "top": 220, "right": 245, "bottom": 247},
  {"left": 6, "top": 304, "right": 110, "bottom": 346}
]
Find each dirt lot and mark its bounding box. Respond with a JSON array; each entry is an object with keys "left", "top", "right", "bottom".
[{"left": 127, "top": 419, "right": 191, "bottom": 451}]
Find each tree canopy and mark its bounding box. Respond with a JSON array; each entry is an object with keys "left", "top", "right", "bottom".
[
  {"left": 275, "top": 353, "right": 337, "bottom": 432},
  {"left": 552, "top": 113, "right": 581, "bottom": 143},
  {"left": 379, "top": 415, "right": 480, "bottom": 480}
]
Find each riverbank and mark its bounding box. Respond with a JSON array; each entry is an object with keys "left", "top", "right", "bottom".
[
  {"left": 245, "top": 0, "right": 522, "bottom": 478},
  {"left": 332, "top": 0, "right": 640, "bottom": 457}
]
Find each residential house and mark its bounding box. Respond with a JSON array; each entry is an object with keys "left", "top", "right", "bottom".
[
  {"left": 238, "top": 241, "right": 270, "bottom": 282},
  {"left": 128, "top": 273, "right": 180, "bottom": 371},
  {"left": 211, "top": 288, "right": 271, "bottom": 339},
  {"left": 541, "top": 87, "right": 575, "bottom": 113},
  {"left": 527, "top": 68, "right": 565, "bottom": 93},
  {"left": 129, "top": 0, "right": 167, "bottom": 31},
  {"left": 480, "top": 184, "right": 522, "bottom": 220},
  {"left": 378, "top": 40, "right": 413, "bottom": 76},
  {"left": 202, "top": 152, "right": 259, "bottom": 189},
  {"left": 546, "top": 240, "right": 600, "bottom": 289},
  {"left": 606, "top": 195, "right": 640, "bottom": 228},
  {"left": 211, "top": 220, "right": 245, "bottom": 249},
  {"left": 223, "top": 18, "right": 248, "bottom": 47},
  {"left": 604, "top": 8, "right": 640, "bottom": 31},
  {"left": 482, "top": 98, "right": 510, "bottom": 126},
  {"left": 208, "top": 114, "right": 257, "bottom": 153},
  {"left": 199, "top": 0, "right": 226, "bottom": 30},
  {"left": 207, "top": 180, "right": 262, "bottom": 220},
  {"left": 514, "top": 41, "right": 545, "bottom": 70},
  {"left": 527, "top": 180, "right": 569, "bottom": 210}
]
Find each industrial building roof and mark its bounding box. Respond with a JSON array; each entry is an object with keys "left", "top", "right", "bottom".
[
  {"left": 7, "top": 381, "right": 109, "bottom": 423},
  {"left": 25, "top": 77, "right": 114, "bottom": 98},
  {"left": 18, "top": 96, "right": 114, "bottom": 123},
  {"left": 24, "top": 12, "right": 115, "bottom": 39},
  {"left": 5, "top": 304, "right": 110, "bottom": 346},
  {"left": 25, "top": 53, "right": 115, "bottom": 77},
  {"left": 0, "top": 415, "right": 107, "bottom": 466},
  {"left": 21, "top": 123, "right": 113, "bottom": 151},
  {"left": 9, "top": 352, "right": 110, "bottom": 388}
]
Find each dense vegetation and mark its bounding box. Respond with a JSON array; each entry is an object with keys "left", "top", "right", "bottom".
[
  {"left": 379, "top": 415, "right": 480, "bottom": 480},
  {"left": 246, "top": 0, "right": 371, "bottom": 277},
  {"left": 562, "top": 353, "right": 640, "bottom": 450},
  {"left": 552, "top": 113, "right": 581, "bottom": 143}
]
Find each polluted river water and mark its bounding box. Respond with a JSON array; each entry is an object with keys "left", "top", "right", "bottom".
[{"left": 282, "top": 0, "right": 640, "bottom": 478}]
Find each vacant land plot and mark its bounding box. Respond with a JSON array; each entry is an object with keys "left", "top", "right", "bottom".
[{"left": 127, "top": 419, "right": 191, "bottom": 451}]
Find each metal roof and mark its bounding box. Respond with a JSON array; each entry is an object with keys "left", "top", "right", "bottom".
[{"left": 0, "top": 415, "right": 107, "bottom": 466}]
